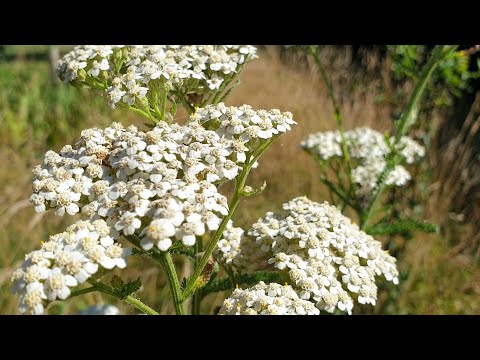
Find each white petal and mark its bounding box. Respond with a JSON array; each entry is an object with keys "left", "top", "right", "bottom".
[
  {"left": 141, "top": 238, "right": 154, "bottom": 250},
  {"left": 100, "top": 236, "right": 114, "bottom": 247},
  {"left": 101, "top": 257, "right": 115, "bottom": 269},
  {"left": 84, "top": 262, "right": 98, "bottom": 274},
  {"left": 182, "top": 234, "right": 196, "bottom": 246},
  {"left": 57, "top": 286, "right": 71, "bottom": 300},
  {"left": 115, "top": 258, "right": 127, "bottom": 269},
  {"left": 66, "top": 203, "right": 80, "bottom": 215},
  {"left": 157, "top": 238, "right": 172, "bottom": 251},
  {"left": 64, "top": 275, "right": 78, "bottom": 287}
]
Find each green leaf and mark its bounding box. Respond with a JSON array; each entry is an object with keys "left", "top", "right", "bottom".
[
  {"left": 112, "top": 277, "right": 142, "bottom": 299},
  {"left": 131, "top": 247, "right": 146, "bottom": 256},
  {"left": 365, "top": 218, "right": 438, "bottom": 236}
]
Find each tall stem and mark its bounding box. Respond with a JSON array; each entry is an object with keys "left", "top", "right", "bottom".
[
  {"left": 158, "top": 252, "right": 186, "bottom": 315},
  {"left": 125, "top": 235, "right": 186, "bottom": 315},
  {"left": 192, "top": 237, "right": 203, "bottom": 315},
  {"left": 309, "top": 46, "right": 356, "bottom": 200},
  {"left": 181, "top": 138, "right": 276, "bottom": 301},
  {"left": 361, "top": 45, "right": 448, "bottom": 229}
]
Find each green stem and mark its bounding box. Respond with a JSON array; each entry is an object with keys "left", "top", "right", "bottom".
[
  {"left": 158, "top": 252, "right": 186, "bottom": 315},
  {"left": 181, "top": 184, "right": 242, "bottom": 301},
  {"left": 394, "top": 45, "right": 447, "bottom": 142},
  {"left": 127, "top": 105, "right": 158, "bottom": 124},
  {"left": 192, "top": 237, "right": 204, "bottom": 315},
  {"left": 321, "top": 177, "right": 359, "bottom": 211},
  {"left": 181, "top": 138, "right": 276, "bottom": 301},
  {"left": 309, "top": 45, "right": 356, "bottom": 199},
  {"left": 176, "top": 91, "right": 195, "bottom": 114},
  {"left": 68, "top": 286, "right": 97, "bottom": 299},
  {"left": 159, "top": 89, "right": 168, "bottom": 121},
  {"left": 87, "top": 280, "right": 159, "bottom": 315},
  {"left": 212, "top": 70, "right": 242, "bottom": 105},
  {"left": 124, "top": 234, "right": 186, "bottom": 315},
  {"left": 361, "top": 45, "right": 448, "bottom": 229}
]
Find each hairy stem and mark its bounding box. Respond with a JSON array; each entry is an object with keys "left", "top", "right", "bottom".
[
  {"left": 68, "top": 286, "right": 97, "bottom": 299},
  {"left": 125, "top": 235, "right": 186, "bottom": 315},
  {"left": 157, "top": 252, "right": 186, "bottom": 315},
  {"left": 192, "top": 238, "right": 203, "bottom": 315}
]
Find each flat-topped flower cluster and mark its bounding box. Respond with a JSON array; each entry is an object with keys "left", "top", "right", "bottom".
[
  {"left": 29, "top": 103, "right": 295, "bottom": 252},
  {"left": 57, "top": 45, "right": 258, "bottom": 109},
  {"left": 301, "top": 127, "right": 425, "bottom": 196},
  {"left": 16, "top": 100, "right": 298, "bottom": 315},
  {"left": 216, "top": 196, "right": 399, "bottom": 314},
  {"left": 219, "top": 281, "right": 320, "bottom": 315},
  {"left": 11, "top": 220, "right": 129, "bottom": 314}
]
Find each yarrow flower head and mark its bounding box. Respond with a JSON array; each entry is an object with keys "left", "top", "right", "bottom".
[
  {"left": 232, "top": 196, "right": 399, "bottom": 314},
  {"left": 57, "top": 45, "right": 258, "bottom": 109},
  {"left": 11, "top": 220, "right": 130, "bottom": 315},
  {"left": 193, "top": 103, "right": 296, "bottom": 143},
  {"left": 214, "top": 221, "right": 245, "bottom": 266},
  {"left": 300, "top": 127, "right": 425, "bottom": 196},
  {"left": 28, "top": 120, "right": 251, "bottom": 252},
  {"left": 29, "top": 102, "right": 296, "bottom": 253},
  {"left": 218, "top": 281, "right": 320, "bottom": 315}
]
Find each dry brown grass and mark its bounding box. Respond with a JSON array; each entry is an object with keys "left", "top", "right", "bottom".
[{"left": 1, "top": 46, "right": 479, "bottom": 314}]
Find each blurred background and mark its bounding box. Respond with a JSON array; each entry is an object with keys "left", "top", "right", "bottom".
[{"left": 0, "top": 45, "right": 479, "bottom": 314}]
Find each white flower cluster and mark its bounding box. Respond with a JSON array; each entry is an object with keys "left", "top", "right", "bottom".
[
  {"left": 235, "top": 196, "right": 398, "bottom": 314},
  {"left": 218, "top": 281, "right": 320, "bottom": 315},
  {"left": 214, "top": 221, "right": 245, "bottom": 266},
  {"left": 193, "top": 103, "right": 296, "bottom": 144},
  {"left": 57, "top": 45, "right": 258, "bottom": 108},
  {"left": 300, "top": 127, "right": 425, "bottom": 196},
  {"left": 77, "top": 304, "right": 120, "bottom": 315},
  {"left": 29, "top": 120, "right": 251, "bottom": 251},
  {"left": 11, "top": 220, "right": 130, "bottom": 315}
]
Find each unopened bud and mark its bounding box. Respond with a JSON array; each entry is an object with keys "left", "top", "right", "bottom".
[{"left": 77, "top": 68, "right": 87, "bottom": 81}]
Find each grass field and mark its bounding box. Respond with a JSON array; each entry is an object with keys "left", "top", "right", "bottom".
[{"left": 1, "top": 46, "right": 479, "bottom": 314}]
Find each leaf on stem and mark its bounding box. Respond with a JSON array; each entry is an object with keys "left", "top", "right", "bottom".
[
  {"left": 364, "top": 218, "right": 438, "bottom": 236},
  {"left": 110, "top": 276, "right": 142, "bottom": 299}
]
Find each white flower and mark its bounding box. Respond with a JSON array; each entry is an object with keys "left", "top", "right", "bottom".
[
  {"left": 102, "top": 244, "right": 131, "bottom": 269},
  {"left": 206, "top": 74, "right": 224, "bottom": 90},
  {"left": 122, "top": 82, "right": 148, "bottom": 105},
  {"left": 233, "top": 197, "right": 399, "bottom": 314},
  {"left": 87, "top": 59, "right": 109, "bottom": 77},
  {"left": 44, "top": 267, "right": 77, "bottom": 301},
  {"left": 301, "top": 127, "right": 425, "bottom": 196},
  {"left": 141, "top": 218, "right": 176, "bottom": 251},
  {"left": 12, "top": 220, "right": 130, "bottom": 315},
  {"left": 62, "top": 60, "right": 87, "bottom": 82},
  {"left": 219, "top": 282, "right": 319, "bottom": 315},
  {"left": 106, "top": 86, "right": 127, "bottom": 108},
  {"left": 115, "top": 212, "right": 142, "bottom": 236},
  {"left": 18, "top": 282, "right": 47, "bottom": 315},
  {"left": 57, "top": 45, "right": 258, "bottom": 108}
]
